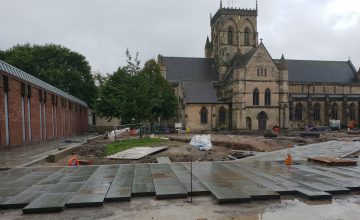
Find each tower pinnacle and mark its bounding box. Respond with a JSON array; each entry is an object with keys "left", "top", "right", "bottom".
[
  {"left": 220, "top": 0, "right": 222, "bottom": 9},
  {"left": 278, "top": 54, "right": 288, "bottom": 70}
]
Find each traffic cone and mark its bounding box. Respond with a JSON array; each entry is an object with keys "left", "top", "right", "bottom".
[{"left": 285, "top": 144, "right": 293, "bottom": 165}]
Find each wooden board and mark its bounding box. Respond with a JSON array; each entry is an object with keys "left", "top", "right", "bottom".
[
  {"left": 107, "top": 147, "right": 167, "bottom": 160},
  {"left": 308, "top": 157, "right": 357, "bottom": 166}
]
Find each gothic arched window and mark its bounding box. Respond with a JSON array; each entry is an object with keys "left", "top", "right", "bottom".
[
  {"left": 244, "top": 27, "right": 250, "bottom": 46},
  {"left": 350, "top": 103, "right": 356, "bottom": 121},
  {"left": 227, "top": 27, "right": 233, "bottom": 45},
  {"left": 295, "top": 103, "right": 303, "bottom": 121},
  {"left": 314, "top": 103, "right": 321, "bottom": 121},
  {"left": 219, "top": 106, "right": 226, "bottom": 124},
  {"left": 200, "top": 106, "right": 208, "bottom": 124},
  {"left": 253, "top": 88, "right": 259, "bottom": 106},
  {"left": 331, "top": 103, "right": 338, "bottom": 120},
  {"left": 265, "top": 89, "right": 271, "bottom": 106}
]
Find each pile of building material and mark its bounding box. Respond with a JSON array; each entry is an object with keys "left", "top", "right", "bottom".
[
  {"left": 190, "top": 135, "right": 212, "bottom": 151},
  {"left": 308, "top": 157, "right": 357, "bottom": 166},
  {"left": 108, "top": 128, "right": 130, "bottom": 142}
]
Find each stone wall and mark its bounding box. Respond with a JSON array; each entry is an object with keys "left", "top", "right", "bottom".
[
  {"left": 289, "top": 83, "right": 360, "bottom": 128},
  {"left": 184, "top": 104, "right": 229, "bottom": 131}
]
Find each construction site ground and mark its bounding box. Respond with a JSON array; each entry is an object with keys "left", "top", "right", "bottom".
[{"left": 38, "top": 130, "right": 360, "bottom": 167}]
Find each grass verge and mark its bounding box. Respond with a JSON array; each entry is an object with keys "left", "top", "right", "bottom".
[{"left": 104, "top": 138, "right": 167, "bottom": 156}]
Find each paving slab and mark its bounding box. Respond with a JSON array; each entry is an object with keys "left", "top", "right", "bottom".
[
  {"left": 22, "top": 166, "right": 98, "bottom": 214},
  {"left": 66, "top": 165, "right": 118, "bottom": 207},
  {"left": 150, "top": 164, "right": 187, "bottom": 199},
  {"left": 224, "top": 163, "right": 296, "bottom": 195},
  {"left": 0, "top": 167, "right": 63, "bottom": 208},
  {"left": 107, "top": 146, "right": 168, "bottom": 160},
  {"left": 275, "top": 164, "right": 351, "bottom": 194},
  {"left": 105, "top": 165, "right": 134, "bottom": 202},
  {"left": 157, "top": 157, "right": 171, "bottom": 164},
  {"left": 239, "top": 162, "right": 332, "bottom": 200},
  {"left": 1, "top": 184, "right": 55, "bottom": 209},
  {"left": 293, "top": 165, "right": 360, "bottom": 191},
  {"left": 211, "top": 163, "right": 280, "bottom": 200},
  {"left": 170, "top": 163, "right": 209, "bottom": 196},
  {"left": 185, "top": 162, "right": 251, "bottom": 203},
  {"left": 325, "top": 167, "right": 360, "bottom": 179},
  {"left": 132, "top": 164, "right": 155, "bottom": 196},
  {"left": 23, "top": 192, "right": 75, "bottom": 214},
  {"left": 0, "top": 187, "right": 27, "bottom": 204}
]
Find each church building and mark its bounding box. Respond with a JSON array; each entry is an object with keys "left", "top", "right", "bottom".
[{"left": 158, "top": 1, "right": 360, "bottom": 131}]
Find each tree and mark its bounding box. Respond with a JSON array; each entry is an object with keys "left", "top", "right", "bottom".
[
  {"left": 95, "top": 51, "right": 177, "bottom": 124},
  {"left": 140, "top": 59, "right": 178, "bottom": 120},
  {"left": 0, "top": 44, "right": 97, "bottom": 107}
]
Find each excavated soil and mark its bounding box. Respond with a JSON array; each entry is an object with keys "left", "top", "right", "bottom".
[{"left": 43, "top": 132, "right": 326, "bottom": 166}]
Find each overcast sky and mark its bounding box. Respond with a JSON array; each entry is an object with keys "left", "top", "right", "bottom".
[{"left": 1, "top": 0, "right": 359, "bottom": 74}]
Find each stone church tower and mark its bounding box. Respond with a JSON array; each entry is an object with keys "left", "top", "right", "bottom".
[
  {"left": 205, "top": 0, "right": 258, "bottom": 79},
  {"left": 204, "top": 1, "right": 289, "bottom": 130}
]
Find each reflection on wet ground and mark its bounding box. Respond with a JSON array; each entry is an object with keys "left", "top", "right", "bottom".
[{"left": 0, "top": 140, "right": 359, "bottom": 217}]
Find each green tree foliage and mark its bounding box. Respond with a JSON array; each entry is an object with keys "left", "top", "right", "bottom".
[
  {"left": 0, "top": 44, "right": 97, "bottom": 107},
  {"left": 96, "top": 50, "right": 177, "bottom": 123},
  {"left": 140, "top": 59, "right": 178, "bottom": 120}
]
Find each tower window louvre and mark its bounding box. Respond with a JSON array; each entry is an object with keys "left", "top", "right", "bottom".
[{"left": 227, "top": 27, "right": 233, "bottom": 45}]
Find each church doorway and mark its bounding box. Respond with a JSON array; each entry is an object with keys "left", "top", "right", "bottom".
[
  {"left": 246, "top": 117, "right": 252, "bottom": 130},
  {"left": 257, "top": 111, "right": 268, "bottom": 131}
]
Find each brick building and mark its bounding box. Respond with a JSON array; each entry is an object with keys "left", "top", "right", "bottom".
[
  {"left": 0, "top": 60, "right": 88, "bottom": 147},
  {"left": 159, "top": 2, "right": 360, "bottom": 131}
]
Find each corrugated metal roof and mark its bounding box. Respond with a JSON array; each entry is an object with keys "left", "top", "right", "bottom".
[{"left": 0, "top": 60, "right": 87, "bottom": 107}]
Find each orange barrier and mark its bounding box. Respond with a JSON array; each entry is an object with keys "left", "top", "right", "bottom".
[
  {"left": 68, "top": 156, "right": 80, "bottom": 166},
  {"left": 348, "top": 121, "right": 355, "bottom": 129}
]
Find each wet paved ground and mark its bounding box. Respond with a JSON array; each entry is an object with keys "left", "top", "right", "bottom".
[
  {"left": 0, "top": 135, "right": 94, "bottom": 168},
  {"left": 0, "top": 141, "right": 359, "bottom": 215}
]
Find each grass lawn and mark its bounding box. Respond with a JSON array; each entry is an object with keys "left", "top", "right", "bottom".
[{"left": 104, "top": 138, "right": 168, "bottom": 156}]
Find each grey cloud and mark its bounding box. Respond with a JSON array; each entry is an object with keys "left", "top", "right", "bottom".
[{"left": 0, "top": 0, "right": 359, "bottom": 74}]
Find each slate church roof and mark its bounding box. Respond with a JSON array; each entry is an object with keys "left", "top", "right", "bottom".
[
  {"left": 161, "top": 56, "right": 359, "bottom": 104},
  {"left": 162, "top": 57, "right": 218, "bottom": 82},
  {"left": 161, "top": 57, "right": 220, "bottom": 104},
  {"left": 182, "top": 81, "right": 220, "bottom": 104},
  {"left": 281, "top": 59, "right": 358, "bottom": 83}
]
